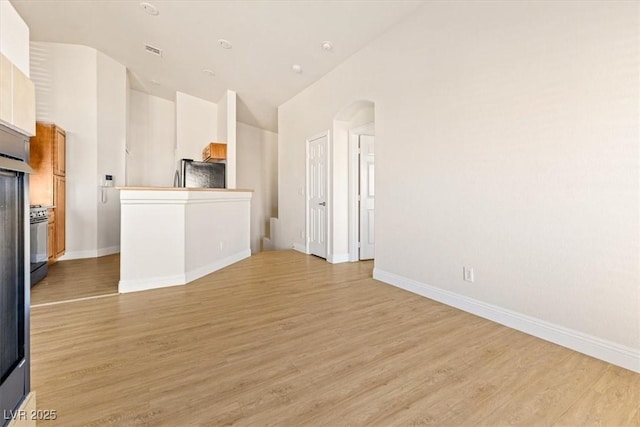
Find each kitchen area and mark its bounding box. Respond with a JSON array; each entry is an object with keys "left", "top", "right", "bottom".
[
  {"left": 119, "top": 142, "right": 252, "bottom": 294},
  {"left": 29, "top": 134, "right": 254, "bottom": 302}
]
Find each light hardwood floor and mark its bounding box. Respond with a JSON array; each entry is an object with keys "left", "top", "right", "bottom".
[
  {"left": 31, "top": 254, "right": 119, "bottom": 306},
  {"left": 31, "top": 251, "right": 640, "bottom": 426}
]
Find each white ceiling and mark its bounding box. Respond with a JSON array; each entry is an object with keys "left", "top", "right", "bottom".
[{"left": 11, "top": 0, "right": 425, "bottom": 132}]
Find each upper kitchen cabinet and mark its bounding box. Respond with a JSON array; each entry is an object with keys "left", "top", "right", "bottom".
[
  {"left": 0, "top": 53, "right": 35, "bottom": 136},
  {"left": 202, "top": 142, "right": 227, "bottom": 162},
  {"left": 53, "top": 126, "right": 65, "bottom": 175}
]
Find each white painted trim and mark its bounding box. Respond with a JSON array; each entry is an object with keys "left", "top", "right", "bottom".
[
  {"left": 120, "top": 249, "right": 251, "bottom": 293},
  {"left": 58, "top": 246, "right": 120, "bottom": 261},
  {"left": 348, "top": 131, "right": 359, "bottom": 262},
  {"left": 328, "top": 253, "right": 350, "bottom": 264},
  {"left": 97, "top": 245, "right": 120, "bottom": 257},
  {"left": 348, "top": 123, "right": 374, "bottom": 262},
  {"left": 305, "top": 130, "right": 331, "bottom": 259},
  {"left": 119, "top": 190, "right": 252, "bottom": 204},
  {"left": 184, "top": 249, "right": 251, "bottom": 283},
  {"left": 119, "top": 273, "right": 187, "bottom": 293},
  {"left": 373, "top": 268, "right": 640, "bottom": 374},
  {"left": 58, "top": 249, "right": 99, "bottom": 261},
  {"left": 292, "top": 243, "right": 308, "bottom": 254}
]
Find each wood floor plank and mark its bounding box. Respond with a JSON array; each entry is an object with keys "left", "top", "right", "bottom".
[
  {"left": 31, "top": 254, "right": 119, "bottom": 305},
  {"left": 29, "top": 250, "right": 640, "bottom": 426},
  {"left": 555, "top": 365, "right": 640, "bottom": 426}
]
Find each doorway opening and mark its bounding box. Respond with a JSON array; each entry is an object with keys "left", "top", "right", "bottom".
[
  {"left": 324, "top": 99, "right": 375, "bottom": 264},
  {"left": 349, "top": 123, "right": 375, "bottom": 261}
]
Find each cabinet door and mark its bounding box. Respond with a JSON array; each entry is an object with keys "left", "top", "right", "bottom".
[
  {"left": 211, "top": 143, "right": 227, "bottom": 160},
  {"left": 53, "top": 128, "right": 65, "bottom": 176},
  {"left": 54, "top": 175, "right": 65, "bottom": 258},
  {"left": 11, "top": 64, "right": 35, "bottom": 136},
  {"left": 48, "top": 221, "right": 55, "bottom": 263}
]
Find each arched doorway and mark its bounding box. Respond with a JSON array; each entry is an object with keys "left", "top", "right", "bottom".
[{"left": 332, "top": 100, "right": 375, "bottom": 262}]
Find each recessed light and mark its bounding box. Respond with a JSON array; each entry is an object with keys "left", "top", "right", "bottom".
[
  {"left": 202, "top": 68, "right": 215, "bottom": 76},
  {"left": 140, "top": 2, "right": 159, "bottom": 16},
  {"left": 218, "top": 39, "right": 233, "bottom": 49},
  {"left": 321, "top": 41, "right": 333, "bottom": 52},
  {"left": 292, "top": 64, "right": 302, "bottom": 74},
  {"left": 150, "top": 79, "right": 160, "bottom": 85}
]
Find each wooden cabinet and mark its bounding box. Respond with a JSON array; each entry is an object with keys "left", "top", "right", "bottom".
[
  {"left": 30, "top": 122, "right": 66, "bottom": 261},
  {"left": 48, "top": 209, "right": 55, "bottom": 263},
  {"left": 54, "top": 175, "right": 65, "bottom": 258},
  {"left": 202, "top": 142, "right": 227, "bottom": 162},
  {"left": 54, "top": 127, "right": 65, "bottom": 175}
]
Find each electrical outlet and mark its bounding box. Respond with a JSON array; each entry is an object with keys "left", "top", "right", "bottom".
[
  {"left": 463, "top": 266, "right": 475, "bottom": 283},
  {"left": 299, "top": 230, "right": 305, "bottom": 239},
  {"left": 219, "top": 241, "right": 224, "bottom": 251}
]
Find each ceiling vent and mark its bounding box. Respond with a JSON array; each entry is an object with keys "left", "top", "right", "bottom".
[{"left": 144, "top": 44, "right": 162, "bottom": 57}]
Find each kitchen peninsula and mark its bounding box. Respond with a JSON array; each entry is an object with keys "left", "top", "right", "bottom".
[{"left": 118, "top": 187, "right": 252, "bottom": 293}]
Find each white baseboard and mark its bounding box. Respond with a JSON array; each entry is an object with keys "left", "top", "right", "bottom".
[
  {"left": 119, "top": 249, "right": 251, "bottom": 294},
  {"left": 118, "top": 274, "right": 186, "bottom": 293},
  {"left": 292, "top": 243, "right": 308, "bottom": 254},
  {"left": 59, "top": 246, "right": 120, "bottom": 261},
  {"left": 328, "top": 253, "right": 350, "bottom": 264},
  {"left": 58, "top": 249, "right": 98, "bottom": 261},
  {"left": 373, "top": 268, "right": 640, "bottom": 374},
  {"left": 97, "top": 245, "right": 120, "bottom": 257},
  {"left": 185, "top": 249, "right": 251, "bottom": 283}
]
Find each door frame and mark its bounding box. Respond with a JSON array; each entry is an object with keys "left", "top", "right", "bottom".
[
  {"left": 348, "top": 122, "right": 374, "bottom": 262},
  {"left": 305, "top": 130, "right": 331, "bottom": 257}
]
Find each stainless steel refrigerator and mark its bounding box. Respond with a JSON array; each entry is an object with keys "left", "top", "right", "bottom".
[{"left": 175, "top": 159, "right": 226, "bottom": 188}]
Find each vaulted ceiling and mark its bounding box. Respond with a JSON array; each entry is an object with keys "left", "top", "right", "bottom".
[{"left": 12, "top": 0, "right": 425, "bottom": 131}]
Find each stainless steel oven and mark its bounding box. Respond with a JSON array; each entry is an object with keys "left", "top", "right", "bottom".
[
  {"left": 0, "top": 125, "right": 32, "bottom": 427},
  {"left": 29, "top": 206, "right": 48, "bottom": 286}
]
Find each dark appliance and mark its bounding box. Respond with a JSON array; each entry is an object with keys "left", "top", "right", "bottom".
[
  {"left": 175, "top": 159, "right": 225, "bottom": 189},
  {"left": 0, "top": 125, "right": 32, "bottom": 426},
  {"left": 29, "top": 205, "right": 49, "bottom": 286}
]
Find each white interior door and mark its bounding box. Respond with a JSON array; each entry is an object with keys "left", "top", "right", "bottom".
[
  {"left": 308, "top": 133, "right": 328, "bottom": 258},
  {"left": 359, "top": 135, "right": 375, "bottom": 260}
]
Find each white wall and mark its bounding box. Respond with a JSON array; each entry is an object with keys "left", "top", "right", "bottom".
[
  {"left": 31, "top": 42, "right": 128, "bottom": 259},
  {"left": 217, "top": 91, "right": 228, "bottom": 142},
  {"left": 237, "top": 122, "right": 278, "bottom": 253},
  {"left": 97, "top": 52, "right": 127, "bottom": 255},
  {"left": 277, "top": 1, "right": 640, "bottom": 369},
  {"left": 226, "top": 90, "right": 236, "bottom": 189},
  {"left": 0, "top": 0, "right": 29, "bottom": 76},
  {"left": 31, "top": 42, "right": 99, "bottom": 258},
  {"left": 217, "top": 89, "right": 237, "bottom": 188},
  {"left": 127, "top": 90, "right": 176, "bottom": 187},
  {"left": 175, "top": 91, "right": 217, "bottom": 163}
]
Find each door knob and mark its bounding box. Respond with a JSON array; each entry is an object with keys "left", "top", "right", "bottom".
[{"left": 318, "top": 202, "right": 326, "bottom": 206}]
